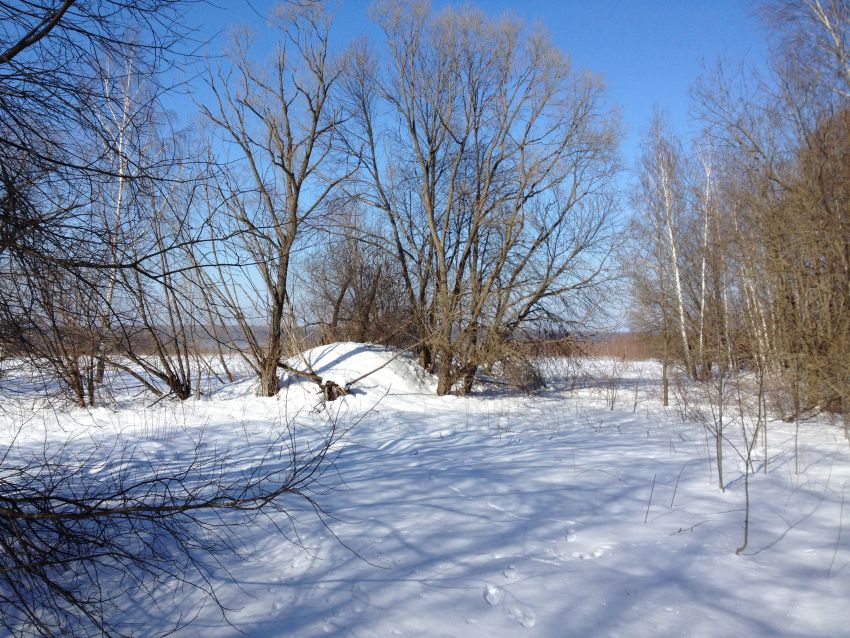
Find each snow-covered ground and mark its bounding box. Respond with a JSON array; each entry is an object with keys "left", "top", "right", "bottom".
[{"left": 2, "top": 343, "right": 848, "bottom": 637}]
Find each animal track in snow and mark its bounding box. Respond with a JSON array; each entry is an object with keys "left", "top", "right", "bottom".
[
  {"left": 483, "top": 584, "right": 504, "bottom": 606},
  {"left": 573, "top": 546, "right": 607, "bottom": 560},
  {"left": 503, "top": 565, "right": 519, "bottom": 580},
  {"left": 508, "top": 606, "right": 537, "bottom": 628}
]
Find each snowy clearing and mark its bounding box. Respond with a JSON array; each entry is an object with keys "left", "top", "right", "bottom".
[{"left": 2, "top": 343, "right": 848, "bottom": 637}]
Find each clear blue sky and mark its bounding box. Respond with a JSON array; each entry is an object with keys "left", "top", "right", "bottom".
[{"left": 191, "top": 0, "right": 769, "bottom": 170}]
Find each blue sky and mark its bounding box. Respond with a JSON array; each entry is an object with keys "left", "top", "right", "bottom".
[{"left": 192, "top": 0, "right": 769, "bottom": 170}]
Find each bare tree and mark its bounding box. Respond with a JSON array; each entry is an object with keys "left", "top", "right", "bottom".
[
  {"left": 203, "top": 2, "right": 355, "bottom": 396},
  {"left": 694, "top": 0, "right": 850, "bottom": 417},
  {"left": 625, "top": 115, "right": 699, "bottom": 408},
  {"left": 640, "top": 116, "right": 697, "bottom": 380},
  {"left": 106, "top": 175, "right": 201, "bottom": 400},
  {"left": 306, "top": 208, "right": 413, "bottom": 346},
  {"left": 345, "top": 1, "right": 620, "bottom": 395}
]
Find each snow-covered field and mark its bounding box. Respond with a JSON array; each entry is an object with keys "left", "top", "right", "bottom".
[{"left": 2, "top": 343, "right": 848, "bottom": 637}]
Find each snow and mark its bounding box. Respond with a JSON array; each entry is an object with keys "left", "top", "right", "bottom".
[{"left": 2, "top": 342, "right": 849, "bottom": 637}]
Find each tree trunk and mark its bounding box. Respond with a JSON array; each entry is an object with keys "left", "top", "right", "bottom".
[
  {"left": 86, "top": 365, "right": 96, "bottom": 407},
  {"left": 653, "top": 125, "right": 695, "bottom": 381},
  {"left": 696, "top": 147, "right": 715, "bottom": 381},
  {"left": 663, "top": 190, "right": 695, "bottom": 381},
  {"left": 460, "top": 364, "right": 477, "bottom": 395},
  {"left": 418, "top": 344, "right": 433, "bottom": 373},
  {"left": 258, "top": 357, "right": 280, "bottom": 397},
  {"left": 167, "top": 375, "right": 192, "bottom": 401},
  {"left": 95, "top": 354, "right": 107, "bottom": 384},
  {"left": 436, "top": 350, "right": 454, "bottom": 396},
  {"left": 716, "top": 377, "right": 725, "bottom": 491}
]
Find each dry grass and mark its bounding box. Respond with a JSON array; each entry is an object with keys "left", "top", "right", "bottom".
[{"left": 581, "top": 332, "right": 659, "bottom": 361}]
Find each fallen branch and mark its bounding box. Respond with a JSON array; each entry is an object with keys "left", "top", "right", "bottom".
[
  {"left": 278, "top": 362, "right": 349, "bottom": 401},
  {"left": 342, "top": 346, "right": 416, "bottom": 391}
]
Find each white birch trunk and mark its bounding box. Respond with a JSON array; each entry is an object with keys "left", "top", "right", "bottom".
[
  {"left": 658, "top": 143, "right": 694, "bottom": 380},
  {"left": 696, "top": 147, "right": 713, "bottom": 378},
  {"left": 95, "top": 55, "right": 134, "bottom": 381}
]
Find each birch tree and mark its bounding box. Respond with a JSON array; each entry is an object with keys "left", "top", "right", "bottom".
[
  {"left": 632, "top": 116, "right": 697, "bottom": 381},
  {"left": 694, "top": 0, "right": 850, "bottom": 416}
]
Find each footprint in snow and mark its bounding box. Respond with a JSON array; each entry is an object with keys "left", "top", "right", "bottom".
[
  {"left": 503, "top": 565, "right": 519, "bottom": 580},
  {"left": 573, "top": 547, "right": 606, "bottom": 560},
  {"left": 508, "top": 606, "right": 537, "bottom": 628},
  {"left": 483, "top": 584, "right": 504, "bottom": 606},
  {"left": 565, "top": 530, "right": 577, "bottom": 542}
]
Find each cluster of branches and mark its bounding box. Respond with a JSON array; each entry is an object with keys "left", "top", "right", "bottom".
[
  {"left": 0, "top": 413, "right": 342, "bottom": 637},
  {"left": 199, "top": 0, "right": 620, "bottom": 398},
  {"left": 0, "top": 0, "right": 209, "bottom": 406},
  {"left": 626, "top": 0, "right": 849, "bottom": 419}
]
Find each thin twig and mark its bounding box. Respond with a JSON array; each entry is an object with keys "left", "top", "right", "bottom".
[
  {"left": 644, "top": 473, "right": 656, "bottom": 523},
  {"left": 671, "top": 460, "right": 691, "bottom": 508},
  {"left": 828, "top": 482, "right": 847, "bottom": 578}
]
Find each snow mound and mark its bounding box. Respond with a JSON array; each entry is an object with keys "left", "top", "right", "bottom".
[{"left": 286, "top": 342, "right": 436, "bottom": 396}]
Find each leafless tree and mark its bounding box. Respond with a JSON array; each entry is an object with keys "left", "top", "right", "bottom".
[
  {"left": 694, "top": 0, "right": 849, "bottom": 417},
  {"left": 106, "top": 174, "right": 201, "bottom": 400},
  {"left": 634, "top": 116, "right": 697, "bottom": 381},
  {"left": 345, "top": 1, "right": 620, "bottom": 395},
  {"left": 203, "top": 2, "right": 356, "bottom": 396},
  {"left": 306, "top": 209, "right": 413, "bottom": 346}
]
